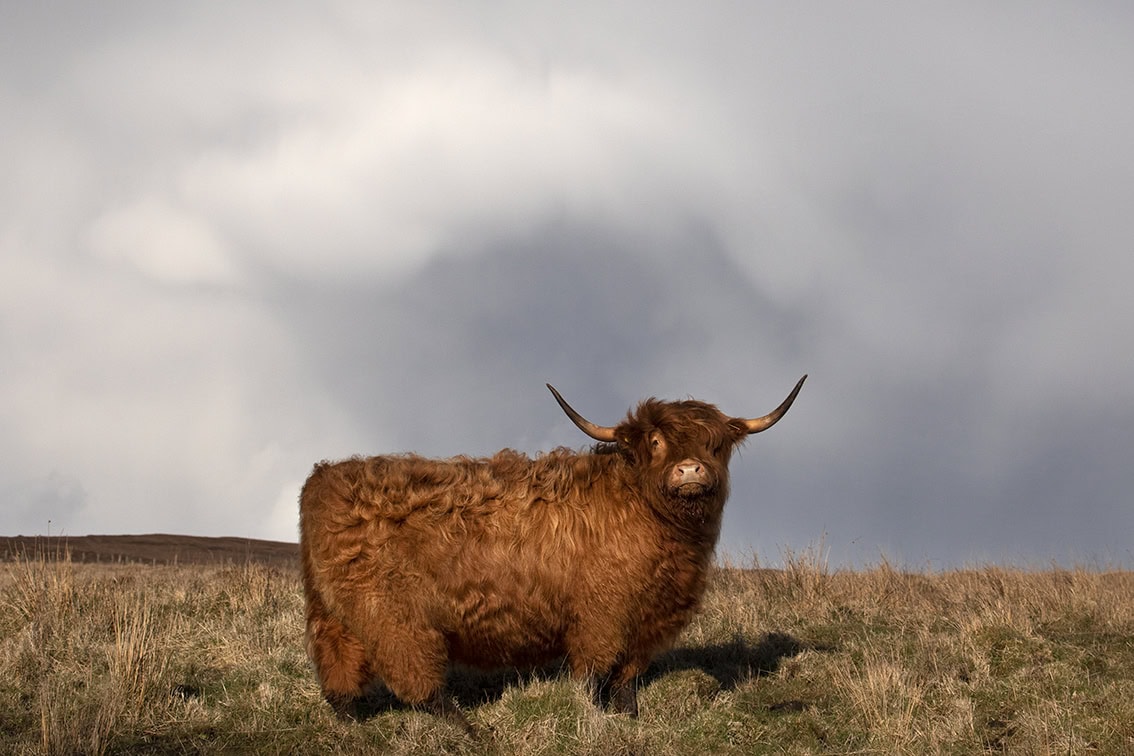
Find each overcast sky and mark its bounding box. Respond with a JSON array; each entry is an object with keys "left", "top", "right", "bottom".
[{"left": 3, "top": 2, "right": 1132, "bottom": 568}]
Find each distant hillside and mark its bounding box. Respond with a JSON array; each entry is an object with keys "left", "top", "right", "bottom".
[{"left": 0, "top": 534, "right": 298, "bottom": 566}]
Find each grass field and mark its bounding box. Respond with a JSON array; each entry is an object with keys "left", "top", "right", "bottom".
[{"left": 2, "top": 542, "right": 1133, "bottom": 754}]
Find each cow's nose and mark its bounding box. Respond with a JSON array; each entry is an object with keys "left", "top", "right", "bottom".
[{"left": 675, "top": 461, "right": 703, "bottom": 480}]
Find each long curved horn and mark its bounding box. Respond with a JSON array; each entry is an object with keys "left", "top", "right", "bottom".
[
  {"left": 743, "top": 375, "right": 807, "bottom": 434},
  {"left": 546, "top": 384, "right": 619, "bottom": 443}
]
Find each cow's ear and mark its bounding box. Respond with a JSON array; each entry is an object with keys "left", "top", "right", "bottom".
[
  {"left": 614, "top": 424, "right": 643, "bottom": 456},
  {"left": 727, "top": 418, "right": 749, "bottom": 441}
]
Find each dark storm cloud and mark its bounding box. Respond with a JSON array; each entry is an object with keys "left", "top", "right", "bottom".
[{"left": 265, "top": 220, "right": 806, "bottom": 456}]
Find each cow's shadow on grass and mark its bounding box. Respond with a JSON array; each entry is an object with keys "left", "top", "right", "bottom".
[
  {"left": 351, "top": 662, "right": 571, "bottom": 718},
  {"left": 643, "top": 630, "right": 809, "bottom": 690},
  {"left": 349, "top": 630, "right": 815, "bottom": 719}
]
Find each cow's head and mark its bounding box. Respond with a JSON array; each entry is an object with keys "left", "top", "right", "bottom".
[{"left": 547, "top": 376, "right": 806, "bottom": 528}]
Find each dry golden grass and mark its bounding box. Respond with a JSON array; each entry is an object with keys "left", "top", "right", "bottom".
[{"left": 2, "top": 546, "right": 1133, "bottom": 754}]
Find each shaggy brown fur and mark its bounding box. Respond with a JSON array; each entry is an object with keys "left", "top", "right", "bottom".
[{"left": 299, "top": 380, "right": 804, "bottom": 726}]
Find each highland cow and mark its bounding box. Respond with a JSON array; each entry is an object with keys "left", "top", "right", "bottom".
[{"left": 299, "top": 376, "right": 805, "bottom": 728}]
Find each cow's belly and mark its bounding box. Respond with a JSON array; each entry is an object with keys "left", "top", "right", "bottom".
[{"left": 441, "top": 583, "right": 571, "bottom": 668}]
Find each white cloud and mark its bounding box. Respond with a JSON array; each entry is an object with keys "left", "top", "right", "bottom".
[
  {"left": 86, "top": 197, "right": 240, "bottom": 286},
  {"left": 0, "top": 241, "right": 368, "bottom": 536},
  {"left": 176, "top": 49, "right": 722, "bottom": 282}
]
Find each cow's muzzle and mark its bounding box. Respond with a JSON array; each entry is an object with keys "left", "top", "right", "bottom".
[{"left": 669, "top": 460, "right": 711, "bottom": 497}]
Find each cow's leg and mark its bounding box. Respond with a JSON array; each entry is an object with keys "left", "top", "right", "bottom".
[
  {"left": 425, "top": 688, "right": 477, "bottom": 736},
  {"left": 305, "top": 593, "right": 371, "bottom": 719},
  {"left": 366, "top": 622, "right": 474, "bottom": 733},
  {"left": 603, "top": 663, "right": 643, "bottom": 717},
  {"left": 571, "top": 649, "right": 647, "bottom": 718},
  {"left": 567, "top": 611, "right": 654, "bottom": 717},
  {"left": 608, "top": 644, "right": 658, "bottom": 717},
  {"left": 567, "top": 638, "right": 628, "bottom": 713}
]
